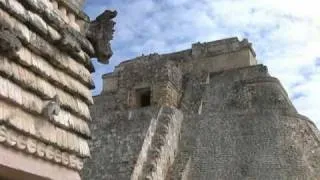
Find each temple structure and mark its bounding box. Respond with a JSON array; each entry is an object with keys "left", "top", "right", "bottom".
[
  {"left": 1, "top": 1, "right": 320, "bottom": 180},
  {"left": 0, "top": 0, "right": 115, "bottom": 179},
  {"left": 82, "top": 37, "right": 320, "bottom": 180}
]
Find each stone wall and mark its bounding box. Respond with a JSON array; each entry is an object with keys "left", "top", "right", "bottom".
[
  {"left": 100, "top": 37, "right": 255, "bottom": 110},
  {"left": 167, "top": 65, "right": 320, "bottom": 180},
  {"left": 84, "top": 37, "right": 320, "bottom": 180},
  {"left": 0, "top": 0, "right": 115, "bottom": 179},
  {"left": 102, "top": 59, "right": 183, "bottom": 109},
  {"left": 82, "top": 106, "right": 158, "bottom": 180},
  {"left": 82, "top": 37, "right": 256, "bottom": 179},
  {"left": 82, "top": 102, "right": 183, "bottom": 180}
]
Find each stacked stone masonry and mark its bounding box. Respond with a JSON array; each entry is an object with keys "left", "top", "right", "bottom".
[
  {"left": 0, "top": 0, "right": 116, "bottom": 179},
  {"left": 83, "top": 37, "right": 320, "bottom": 180}
]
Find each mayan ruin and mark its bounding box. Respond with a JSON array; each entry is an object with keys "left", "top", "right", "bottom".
[
  {"left": 81, "top": 37, "right": 320, "bottom": 180},
  {"left": 0, "top": 0, "right": 319, "bottom": 180},
  {"left": 0, "top": 0, "right": 115, "bottom": 179}
]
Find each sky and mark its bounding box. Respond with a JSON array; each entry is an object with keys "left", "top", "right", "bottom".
[{"left": 84, "top": 0, "right": 320, "bottom": 128}]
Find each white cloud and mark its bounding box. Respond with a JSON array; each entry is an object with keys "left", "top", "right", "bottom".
[{"left": 85, "top": 0, "right": 320, "bottom": 127}]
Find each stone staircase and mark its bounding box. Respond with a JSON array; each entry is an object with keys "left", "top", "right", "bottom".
[{"left": 133, "top": 106, "right": 183, "bottom": 180}]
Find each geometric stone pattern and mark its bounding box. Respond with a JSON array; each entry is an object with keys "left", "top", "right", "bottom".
[
  {"left": 0, "top": 125, "right": 84, "bottom": 171},
  {"left": 0, "top": 0, "right": 115, "bottom": 179},
  {"left": 83, "top": 37, "right": 320, "bottom": 180}
]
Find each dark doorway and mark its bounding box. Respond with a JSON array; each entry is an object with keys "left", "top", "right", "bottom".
[{"left": 136, "top": 88, "right": 151, "bottom": 107}]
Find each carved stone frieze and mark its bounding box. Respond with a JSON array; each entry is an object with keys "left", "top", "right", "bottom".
[{"left": 0, "top": 124, "right": 84, "bottom": 171}]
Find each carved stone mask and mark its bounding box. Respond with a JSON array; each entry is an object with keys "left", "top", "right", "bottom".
[{"left": 86, "top": 10, "right": 117, "bottom": 64}]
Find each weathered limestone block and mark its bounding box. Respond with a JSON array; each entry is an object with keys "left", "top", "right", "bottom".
[
  {"left": 0, "top": 4, "right": 94, "bottom": 73},
  {"left": 60, "top": 30, "right": 81, "bottom": 53},
  {"left": 45, "top": 3, "right": 67, "bottom": 29},
  {"left": 191, "top": 37, "right": 255, "bottom": 59},
  {"left": 0, "top": 77, "right": 43, "bottom": 113},
  {"left": 1, "top": 0, "right": 94, "bottom": 64},
  {"left": 27, "top": 11, "right": 48, "bottom": 35},
  {"left": 26, "top": 0, "right": 95, "bottom": 54},
  {"left": 102, "top": 73, "right": 119, "bottom": 93},
  {"left": 6, "top": 0, "right": 26, "bottom": 22},
  {"left": 47, "top": 25, "right": 61, "bottom": 41},
  {"left": 0, "top": 27, "right": 22, "bottom": 58},
  {"left": 68, "top": 26, "right": 95, "bottom": 56},
  {"left": 0, "top": 56, "right": 91, "bottom": 121},
  {"left": 0, "top": 76, "right": 90, "bottom": 137},
  {"left": 0, "top": 101, "right": 8, "bottom": 122},
  {"left": 58, "top": 0, "right": 86, "bottom": 10},
  {"left": 13, "top": 46, "right": 94, "bottom": 103}
]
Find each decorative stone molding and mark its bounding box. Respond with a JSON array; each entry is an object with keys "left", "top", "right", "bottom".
[
  {"left": 0, "top": 124, "right": 84, "bottom": 171},
  {"left": 0, "top": 100, "right": 90, "bottom": 158}
]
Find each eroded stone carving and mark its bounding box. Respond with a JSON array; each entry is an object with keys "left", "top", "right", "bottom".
[
  {"left": 54, "top": 149, "right": 62, "bottom": 163},
  {"left": 0, "top": 126, "right": 6, "bottom": 142},
  {"left": 26, "top": 138, "right": 37, "bottom": 154},
  {"left": 6, "top": 130, "right": 17, "bottom": 146},
  {"left": 0, "top": 26, "right": 22, "bottom": 58},
  {"left": 43, "top": 95, "right": 61, "bottom": 120},
  {"left": 45, "top": 145, "right": 54, "bottom": 160},
  {"left": 62, "top": 152, "right": 70, "bottom": 165},
  {"left": 37, "top": 142, "right": 46, "bottom": 157},
  {"left": 86, "top": 10, "right": 117, "bottom": 63},
  {"left": 17, "top": 135, "right": 27, "bottom": 150}
]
